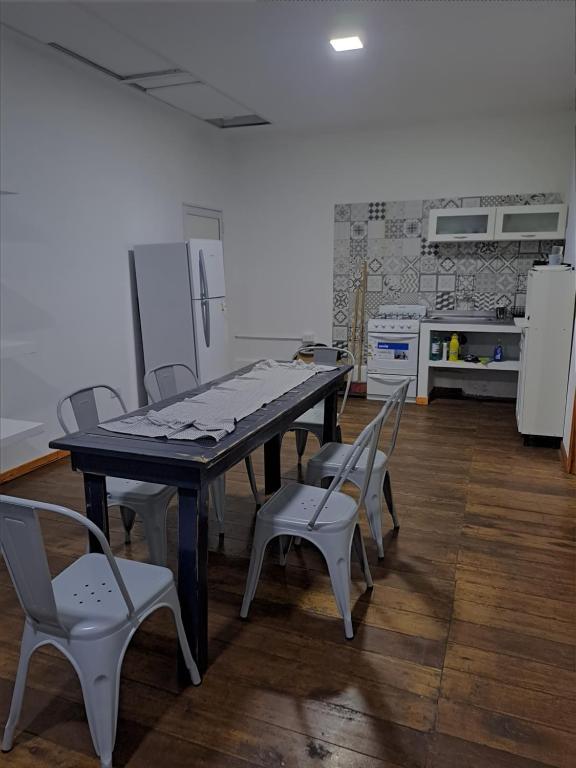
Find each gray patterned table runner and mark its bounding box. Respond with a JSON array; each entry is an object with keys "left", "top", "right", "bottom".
[{"left": 99, "top": 360, "right": 335, "bottom": 442}]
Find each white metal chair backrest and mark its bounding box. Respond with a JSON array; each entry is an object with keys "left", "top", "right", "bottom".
[
  {"left": 306, "top": 379, "right": 409, "bottom": 530},
  {"left": 0, "top": 495, "right": 135, "bottom": 637},
  {"left": 57, "top": 385, "right": 127, "bottom": 434},
  {"left": 294, "top": 344, "right": 356, "bottom": 419},
  {"left": 381, "top": 378, "right": 410, "bottom": 460},
  {"left": 143, "top": 363, "right": 199, "bottom": 403}
]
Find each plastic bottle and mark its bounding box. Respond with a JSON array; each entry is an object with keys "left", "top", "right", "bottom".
[
  {"left": 430, "top": 336, "right": 441, "bottom": 361},
  {"left": 442, "top": 338, "right": 450, "bottom": 361},
  {"left": 494, "top": 338, "right": 503, "bottom": 362},
  {"left": 448, "top": 333, "right": 460, "bottom": 362}
]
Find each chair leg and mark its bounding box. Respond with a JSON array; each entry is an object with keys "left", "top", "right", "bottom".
[
  {"left": 240, "top": 527, "right": 271, "bottom": 619},
  {"left": 1, "top": 622, "right": 37, "bottom": 752},
  {"left": 383, "top": 471, "right": 399, "bottom": 530},
  {"left": 73, "top": 638, "right": 123, "bottom": 768},
  {"left": 305, "top": 462, "right": 322, "bottom": 487},
  {"left": 365, "top": 470, "right": 385, "bottom": 559},
  {"left": 295, "top": 429, "right": 308, "bottom": 461},
  {"left": 352, "top": 524, "right": 373, "bottom": 590},
  {"left": 323, "top": 544, "right": 353, "bottom": 639},
  {"left": 140, "top": 500, "right": 168, "bottom": 566},
  {"left": 118, "top": 506, "right": 136, "bottom": 545},
  {"left": 244, "top": 456, "right": 260, "bottom": 506},
  {"left": 166, "top": 587, "right": 201, "bottom": 685},
  {"left": 278, "top": 535, "right": 293, "bottom": 565},
  {"left": 210, "top": 476, "right": 226, "bottom": 536}
]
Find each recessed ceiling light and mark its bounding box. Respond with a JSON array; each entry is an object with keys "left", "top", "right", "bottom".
[{"left": 330, "top": 36, "right": 363, "bottom": 52}]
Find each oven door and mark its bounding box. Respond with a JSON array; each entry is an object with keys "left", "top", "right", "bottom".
[{"left": 367, "top": 332, "right": 419, "bottom": 375}]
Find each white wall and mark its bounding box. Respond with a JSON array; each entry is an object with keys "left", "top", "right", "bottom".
[
  {"left": 223, "top": 113, "right": 573, "bottom": 365},
  {"left": 562, "top": 143, "right": 576, "bottom": 462},
  {"left": 0, "top": 29, "right": 226, "bottom": 472},
  {"left": 2, "top": 25, "right": 574, "bottom": 474}
]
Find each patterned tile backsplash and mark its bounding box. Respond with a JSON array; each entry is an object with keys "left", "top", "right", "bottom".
[{"left": 332, "top": 192, "right": 564, "bottom": 354}]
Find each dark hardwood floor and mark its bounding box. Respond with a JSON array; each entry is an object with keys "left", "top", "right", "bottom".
[{"left": 1, "top": 398, "right": 575, "bottom": 767}]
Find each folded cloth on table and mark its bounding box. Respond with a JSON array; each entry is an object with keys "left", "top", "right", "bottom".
[{"left": 99, "top": 359, "right": 337, "bottom": 442}]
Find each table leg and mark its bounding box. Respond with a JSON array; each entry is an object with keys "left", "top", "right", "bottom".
[
  {"left": 264, "top": 434, "right": 282, "bottom": 495},
  {"left": 177, "top": 483, "right": 209, "bottom": 682},
  {"left": 322, "top": 390, "right": 338, "bottom": 444},
  {"left": 83, "top": 473, "right": 109, "bottom": 553}
]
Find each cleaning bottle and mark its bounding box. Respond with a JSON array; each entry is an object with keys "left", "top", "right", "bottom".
[
  {"left": 494, "top": 338, "right": 503, "bottom": 362},
  {"left": 448, "top": 333, "right": 460, "bottom": 362},
  {"left": 442, "top": 337, "right": 450, "bottom": 361},
  {"left": 430, "top": 336, "right": 441, "bottom": 361}
]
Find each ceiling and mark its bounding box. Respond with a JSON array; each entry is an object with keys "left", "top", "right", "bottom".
[{"left": 1, "top": 1, "right": 573, "bottom": 133}]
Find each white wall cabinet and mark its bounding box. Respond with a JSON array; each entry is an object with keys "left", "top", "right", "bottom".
[
  {"left": 428, "top": 203, "right": 567, "bottom": 243},
  {"left": 494, "top": 204, "right": 567, "bottom": 241},
  {"left": 428, "top": 207, "right": 495, "bottom": 242}
]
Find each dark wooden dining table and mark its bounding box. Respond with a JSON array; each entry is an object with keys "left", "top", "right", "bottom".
[{"left": 49, "top": 362, "right": 351, "bottom": 681}]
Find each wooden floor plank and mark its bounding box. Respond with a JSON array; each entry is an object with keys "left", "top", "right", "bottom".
[
  {"left": 436, "top": 698, "right": 576, "bottom": 768},
  {"left": 0, "top": 397, "right": 574, "bottom": 768}
]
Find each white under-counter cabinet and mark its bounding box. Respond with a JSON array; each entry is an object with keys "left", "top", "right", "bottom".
[
  {"left": 427, "top": 207, "right": 496, "bottom": 242},
  {"left": 494, "top": 204, "right": 567, "bottom": 241}
]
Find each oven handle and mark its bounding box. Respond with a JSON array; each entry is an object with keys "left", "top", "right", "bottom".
[
  {"left": 368, "top": 373, "right": 415, "bottom": 381},
  {"left": 368, "top": 334, "right": 419, "bottom": 341}
]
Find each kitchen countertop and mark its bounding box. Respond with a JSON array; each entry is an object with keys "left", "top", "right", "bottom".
[{"left": 421, "top": 317, "right": 520, "bottom": 332}]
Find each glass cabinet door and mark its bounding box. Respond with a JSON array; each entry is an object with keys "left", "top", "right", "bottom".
[
  {"left": 428, "top": 207, "right": 496, "bottom": 242},
  {"left": 494, "top": 204, "right": 567, "bottom": 241}
]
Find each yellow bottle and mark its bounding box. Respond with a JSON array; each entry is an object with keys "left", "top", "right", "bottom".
[{"left": 448, "top": 333, "right": 460, "bottom": 362}]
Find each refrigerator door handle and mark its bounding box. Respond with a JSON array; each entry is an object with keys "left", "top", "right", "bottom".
[
  {"left": 198, "top": 248, "right": 211, "bottom": 346},
  {"left": 201, "top": 298, "right": 211, "bottom": 347},
  {"left": 199, "top": 249, "right": 208, "bottom": 301}
]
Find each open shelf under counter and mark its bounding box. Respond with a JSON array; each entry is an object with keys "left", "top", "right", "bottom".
[
  {"left": 418, "top": 319, "right": 522, "bottom": 403},
  {"left": 428, "top": 359, "right": 520, "bottom": 372}
]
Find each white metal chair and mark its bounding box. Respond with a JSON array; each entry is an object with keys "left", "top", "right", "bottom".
[
  {"left": 144, "top": 362, "right": 260, "bottom": 535},
  {"left": 307, "top": 378, "right": 409, "bottom": 559},
  {"left": 0, "top": 495, "right": 199, "bottom": 768},
  {"left": 286, "top": 345, "right": 355, "bottom": 463},
  {"left": 240, "top": 396, "right": 401, "bottom": 639},
  {"left": 57, "top": 385, "right": 175, "bottom": 565}
]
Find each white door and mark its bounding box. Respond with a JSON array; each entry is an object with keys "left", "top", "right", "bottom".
[
  {"left": 183, "top": 205, "right": 222, "bottom": 240},
  {"left": 188, "top": 239, "right": 226, "bottom": 299},
  {"left": 192, "top": 297, "right": 230, "bottom": 383}
]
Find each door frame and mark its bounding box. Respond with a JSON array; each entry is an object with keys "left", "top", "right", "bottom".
[{"left": 182, "top": 204, "right": 223, "bottom": 241}]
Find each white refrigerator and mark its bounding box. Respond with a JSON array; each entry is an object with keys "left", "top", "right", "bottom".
[
  {"left": 516, "top": 265, "right": 576, "bottom": 439},
  {"left": 134, "top": 240, "right": 230, "bottom": 385}
]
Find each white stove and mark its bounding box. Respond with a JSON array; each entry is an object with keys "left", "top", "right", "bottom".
[{"left": 367, "top": 304, "right": 427, "bottom": 401}]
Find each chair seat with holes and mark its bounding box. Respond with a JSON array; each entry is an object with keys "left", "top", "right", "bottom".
[
  {"left": 306, "top": 387, "right": 408, "bottom": 559},
  {"left": 53, "top": 554, "right": 174, "bottom": 639},
  {"left": 240, "top": 379, "right": 410, "bottom": 640},
  {"left": 57, "top": 384, "right": 176, "bottom": 564},
  {"left": 258, "top": 483, "right": 357, "bottom": 531},
  {"left": 0, "top": 495, "right": 200, "bottom": 768},
  {"left": 286, "top": 345, "right": 354, "bottom": 462},
  {"left": 308, "top": 442, "right": 388, "bottom": 474},
  {"left": 292, "top": 402, "right": 324, "bottom": 428}
]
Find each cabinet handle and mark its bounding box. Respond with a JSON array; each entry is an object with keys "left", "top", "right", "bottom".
[
  {"left": 520, "top": 234, "right": 536, "bottom": 238},
  {"left": 453, "top": 235, "right": 468, "bottom": 240}
]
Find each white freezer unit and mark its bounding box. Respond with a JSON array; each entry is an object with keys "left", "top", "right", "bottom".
[
  {"left": 516, "top": 266, "right": 576, "bottom": 438},
  {"left": 134, "top": 240, "right": 231, "bottom": 387}
]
